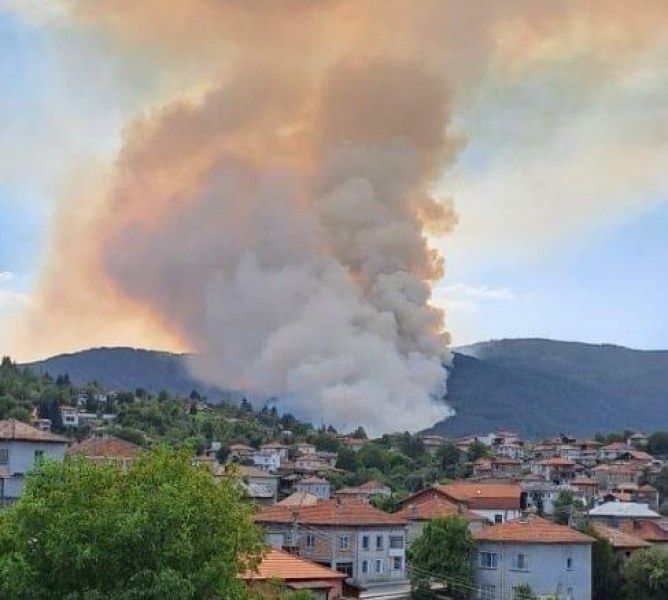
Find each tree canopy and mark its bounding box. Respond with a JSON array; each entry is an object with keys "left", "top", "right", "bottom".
[
  {"left": 0, "top": 447, "right": 264, "bottom": 599},
  {"left": 622, "top": 548, "right": 668, "bottom": 600},
  {"left": 408, "top": 516, "right": 476, "bottom": 600}
]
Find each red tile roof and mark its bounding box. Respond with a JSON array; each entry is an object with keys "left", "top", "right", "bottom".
[
  {"left": 436, "top": 482, "right": 522, "bottom": 510},
  {"left": 68, "top": 436, "right": 141, "bottom": 458},
  {"left": 396, "top": 497, "right": 487, "bottom": 523},
  {"left": 618, "top": 520, "right": 668, "bottom": 543},
  {"left": 0, "top": 419, "right": 67, "bottom": 443},
  {"left": 241, "top": 548, "right": 345, "bottom": 581},
  {"left": 474, "top": 515, "right": 594, "bottom": 545},
  {"left": 592, "top": 523, "right": 651, "bottom": 549},
  {"left": 572, "top": 477, "right": 598, "bottom": 486},
  {"left": 255, "top": 499, "right": 407, "bottom": 526}
]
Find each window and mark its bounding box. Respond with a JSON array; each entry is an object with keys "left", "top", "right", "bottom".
[
  {"left": 336, "top": 562, "right": 353, "bottom": 577},
  {"left": 305, "top": 534, "right": 315, "bottom": 548},
  {"left": 375, "top": 559, "right": 383, "bottom": 573},
  {"left": 362, "top": 535, "right": 370, "bottom": 550},
  {"left": 480, "top": 585, "right": 496, "bottom": 600},
  {"left": 566, "top": 557, "right": 573, "bottom": 571},
  {"left": 389, "top": 535, "right": 404, "bottom": 549},
  {"left": 512, "top": 587, "right": 529, "bottom": 600},
  {"left": 494, "top": 514, "right": 503, "bottom": 524},
  {"left": 376, "top": 535, "right": 384, "bottom": 550},
  {"left": 362, "top": 560, "right": 369, "bottom": 574},
  {"left": 0, "top": 448, "right": 8, "bottom": 465},
  {"left": 479, "top": 552, "right": 499, "bottom": 569},
  {"left": 393, "top": 556, "right": 403, "bottom": 571},
  {"left": 511, "top": 553, "right": 529, "bottom": 571},
  {"left": 339, "top": 535, "right": 349, "bottom": 550}
]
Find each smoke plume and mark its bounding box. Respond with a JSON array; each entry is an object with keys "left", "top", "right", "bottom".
[{"left": 13, "top": 0, "right": 668, "bottom": 433}]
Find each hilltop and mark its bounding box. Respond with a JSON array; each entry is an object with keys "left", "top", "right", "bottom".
[
  {"left": 431, "top": 339, "right": 668, "bottom": 437},
  {"left": 23, "top": 339, "right": 668, "bottom": 437}
]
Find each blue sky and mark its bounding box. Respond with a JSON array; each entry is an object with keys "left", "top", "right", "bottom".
[{"left": 2, "top": 5, "right": 668, "bottom": 354}]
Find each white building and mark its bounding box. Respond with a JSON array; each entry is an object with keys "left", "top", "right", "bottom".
[
  {"left": 0, "top": 419, "right": 68, "bottom": 503},
  {"left": 474, "top": 515, "right": 594, "bottom": 600},
  {"left": 252, "top": 449, "right": 281, "bottom": 472},
  {"left": 297, "top": 475, "right": 331, "bottom": 500}
]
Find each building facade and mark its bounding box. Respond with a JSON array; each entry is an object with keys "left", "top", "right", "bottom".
[
  {"left": 0, "top": 419, "right": 68, "bottom": 503},
  {"left": 474, "top": 515, "right": 594, "bottom": 600}
]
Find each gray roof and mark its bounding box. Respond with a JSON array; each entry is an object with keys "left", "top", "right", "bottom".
[{"left": 589, "top": 501, "right": 661, "bottom": 519}]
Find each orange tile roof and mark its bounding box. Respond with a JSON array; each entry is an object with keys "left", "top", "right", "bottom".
[
  {"left": 396, "top": 497, "right": 486, "bottom": 523},
  {"left": 277, "top": 492, "right": 320, "bottom": 507},
  {"left": 474, "top": 515, "right": 594, "bottom": 545},
  {"left": 592, "top": 523, "right": 651, "bottom": 549},
  {"left": 626, "top": 451, "right": 654, "bottom": 462},
  {"left": 436, "top": 482, "right": 522, "bottom": 510},
  {"left": 618, "top": 520, "right": 668, "bottom": 543},
  {"left": 241, "top": 548, "right": 345, "bottom": 581},
  {"left": 0, "top": 419, "right": 68, "bottom": 443},
  {"left": 572, "top": 477, "right": 598, "bottom": 486},
  {"left": 491, "top": 457, "right": 521, "bottom": 465},
  {"left": 358, "top": 480, "right": 390, "bottom": 491},
  {"left": 255, "top": 499, "right": 407, "bottom": 526},
  {"left": 68, "top": 436, "right": 141, "bottom": 458}
]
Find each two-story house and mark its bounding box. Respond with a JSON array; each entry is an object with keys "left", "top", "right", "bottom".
[
  {"left": 253, "top": 449, "right": 282, "bottom": 472},
  {"left": 400, "top": 483, "right": 524, "bottom": 524},
  {"left": 396, "top": 496, "right": 488, "bottom": 543},
  {"left": 0, "top": 419, "right": 68, "bottom": 504},
  {"left": 474, "top": 515, "right": 594, "bottom": 600},
  {"left": 255, "top": 500, "right": 408, "bottom": 586},
  {"left": 297, "top": 476, "right": 331, "bottom": 500}
]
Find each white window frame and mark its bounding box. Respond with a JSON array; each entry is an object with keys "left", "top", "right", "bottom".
[
  {"left": 389, "top": 535, "right": 404, "bottom": 549},
  {"left": 481, "top": 585, "right": 496, "bottom": 600},
  {"left": 393, "top": 556, "right": 403, "bottom": 571},
  {"left": 361, "top": 560, "right": 369, "bottom": 574},
  {"left": 305, "top": 533, "right": 315, "bottom": 548},
  {"left": 511, "top": 553, "right": 529, "bottom": 571},
  {"left": 479, "top": 552, "right": 499, "bottom": 569},
  {"left": 361, "top": 535, "right": 370, "bottom": 550},
  {"left": 375, "top": 559, "right": 383, "bottom": 573},
  {"left": 339, "top": 535, "right": 349, "bottom": 550},
  {"left": 375, "top": 535, "right": 384, "bottom": 550}
]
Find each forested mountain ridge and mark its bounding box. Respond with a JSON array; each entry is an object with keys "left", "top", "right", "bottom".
[{"left": 23, "top": 339, "right": 668, "bottom": 437}]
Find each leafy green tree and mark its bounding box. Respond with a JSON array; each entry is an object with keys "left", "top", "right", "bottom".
[
  {"left": 553, "top": 490, "right": 583, "bottom": 525},
  {"left": 623, "top": 548, "right": 668, "bottom": 600},
  {"left": 408, "top": 516, "right": 475, "bottom": 600},
  {"left": 0, "top": 447, "right": 264, "bottom": 599},
  {"left": 466, "top": 440, "right": 490, "bottom": 462},
  {"left": 350, "top": 426, "right": 367, "bottom": 439},
  {"left": 653, "top": 466, "right": 668, "bottom": 499},
  {"left": 512, "top": 584, "right": 538, "bottom": 600},
  {"left": 578, "top": 523, "right": 621, "bottom": 600},
  {"left": 435, "top": 442, "right": 462, "bottom": 477},
  {"left": 358, "top": 445, "right": 391, "bottom": 471},
  {"left": 335, "top": 447, "right": 359, "bottom": 471},
  {"left": 647, "top": 431, "right": 668, "bottom": 456},
  {"left": 398, "top": 432, "right": 428, "bottom": 461}
]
